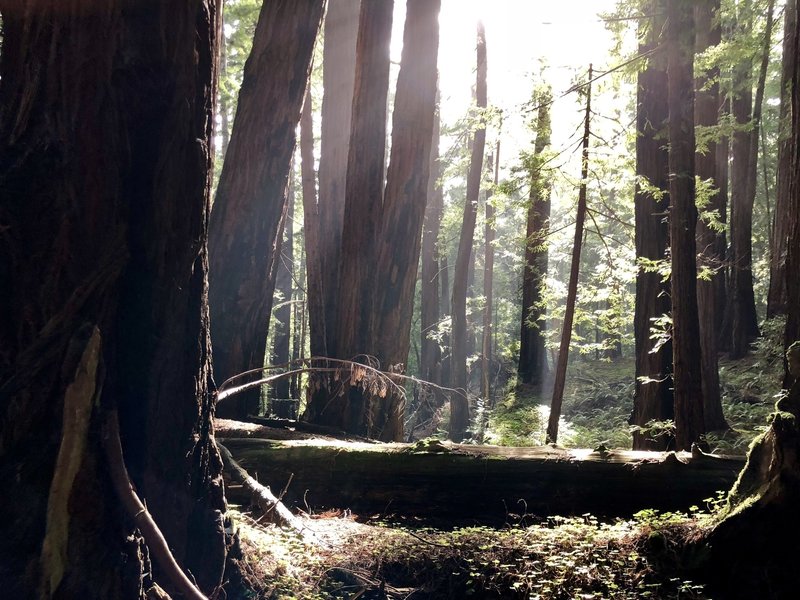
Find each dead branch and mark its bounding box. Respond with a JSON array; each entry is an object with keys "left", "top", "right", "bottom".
[{"left": 102, "top": 410, "right": 207, "bottom": 600}]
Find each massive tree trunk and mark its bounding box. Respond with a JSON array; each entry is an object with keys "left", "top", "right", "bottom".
[
  {"left": 316, "top": 0, "right": 361, "bottom": 358},
  {"left": 694, "top": 0, "right": 728, "bottom": 432},
  {"left": 209, "top": 0, "right": 325, "bottom": 419},
  {"left": 0, "top": 1, "right": 226, "bottom": 597},
  {"left": 667, "top": 0, "right": 706, "bottom": 451},
  {"left": 632, "top": 3, "right": 675, "bottom": 451},
  {"left": 450, "top": 22, "right": 488, "bottom": 442},
  {"left": 767, "top": 0, "right": 797, "bottom": 318},
  {"left": 547, "top": 68, "right": 592, "bottom": 445},
  {"left": 420, "top": 95, "right": 444, "bottom": 388},
  {"left": 370, "top": 0, "right": 441, "bottom": 440},
  {"left": 518, "top": 94, "right": 553, "bottom": 389},
  {"left": 785, "top": 0, "right": 800, "bottom": 387}
]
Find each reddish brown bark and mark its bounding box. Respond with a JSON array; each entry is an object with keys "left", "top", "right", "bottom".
[
  {"left": 0, "top": 0, "right": 225, "bottom": 596},
  {"left": 667, "top": 0, "right": 706, "bottom": 451},
  {"left": 767, "top": 0, "right": 796, "bottom": 318},
  {"left": 450, "top": 22, "right": 487, "bottom": 441},
  {"left": 632, "top": 4, "right": 675, "bottom": 451},
  {"left": 519, "top": 96, "right": 553, "bottom": 389},
  {"left": 209, "top": 0, "right": 325, "bottom": 419},
  {"left": 694, "top": 0, "right": 728, "bottom": 432}
]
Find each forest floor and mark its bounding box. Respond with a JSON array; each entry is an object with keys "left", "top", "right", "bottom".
[{"left": 228, "top": 505, "right": 716, "bottom": 599}]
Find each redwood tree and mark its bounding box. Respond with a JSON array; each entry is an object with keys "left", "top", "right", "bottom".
[
  {"left": 632, "top": 3, "right": 675, "bottom": 451},
  {"left": 450, "top": 22, "right": 488, "bottom": 441},
  {"left": 209, "top": 0, "right": 325, "bottom": 419},
  {"left": 518, "top": 93, "right": 553, "bottom": 390},
  {"left": 0, "top": 0, "right": 226, "bottom": 596},
  {"left": 667, "top": 0, "right": 706, "bottom": 451}
]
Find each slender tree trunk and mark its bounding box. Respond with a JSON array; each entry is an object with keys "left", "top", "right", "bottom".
[
  {"left": 219, "top": 27, "right": 231, "bottom": 161},
  {"left": 209, "top": 0, "right": 325, "bottom": 419},
  {"left": 440, "top": 255, "right": 452, "bottom": 387},
  {"left": 546, "top": 67, "right": 593, "bottom": 445},
  {"left": 767, "top": 0, "right": 796, "bottom": 318},
  {"left": 272, "top": 177, "right": 295, "bottom": 408},
  {"left": 450, "top": 22, "right": 487, "bottom": 442},
  {"left": 421, "top": 94, "right": 444, "bottom": 387},
  {"left": 519, "top": 94, "right": 553, "bottom": 389},
  {"left": 317, "top": 0, "right": 361, "bottom": 357},
  {"left": 0, "top": 0, "right": 226, "bottom": 596},
  {"left": 632, "top": 3, "right": 675, "bottom": 451},
  {"left": 369, "top": 0, "right": 441, "bottom": 441},
  {"left": 481, "top": 144, "right": 500, "bottom": 401},
  {"left": 300, "top": 86, "right": 326, "bottom": 359},
  {"left": 694, "top": 0, "right": 728, "bottom": 432},
  {"left": 667, "top": 0, "right": 706, "bottom": 451}
]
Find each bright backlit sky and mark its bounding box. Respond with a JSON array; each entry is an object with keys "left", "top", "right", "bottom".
[{"left": 391, "top": 0, "right": 625, "bottom": 174}]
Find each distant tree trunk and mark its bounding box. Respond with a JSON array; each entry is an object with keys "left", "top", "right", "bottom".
[
  {"left": 694, "top": 0, "right": 728, "bottom": 432},
  {"left": 518, "top": 94, "right": 553, "bottom": 389},
  {"left": 730, "top": 0, "right": 774, "bottom": 358},
  {"left": 300, "top": 86, "right": 326, "bottom": 359},
  {"left": 667, "top": 0, "right": 706, "bottom": 451},
  {"left": 209, "top": 0, "right": 325, "bottom": 419},
  {"left": 272, "top": 178, "right": 295, "bottom": 408},
  {"left": 715, "top": 101, "right": 730, "bottom": 345},
  {"left": 219, "top": 29, "right": 231, "bottom": 160},
  {"left": 767, "top": 0, "right": 796, "bottom": 318},
  {"left": 317, "top": 0, "right": 360, "bottom": 357},
  {"left": 440, "top": 255, "right": 452, "bottom": 387},
  {"left": 632, "top": 3, "right": 674, "bottom": 451},
  {"left": 481, "top": 144, "right": 500, "bottom": 401},
  {"left": 421, "top": 93, "right": 444, "bottom": 386},
  {"left": 369, "top": 0, "right": 441, "bottom": 440},
  {"left": 0, "top": 0, "right": 226, "bottom": 596},
  {"left": 450, "top": 22, "right": 487, "bottom": 442},
  {"left": 546, "top": 67, "right": 592, "bottom": 445}
]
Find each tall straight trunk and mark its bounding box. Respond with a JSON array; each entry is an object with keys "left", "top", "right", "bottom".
[
  {"left": 667, "top": 0, "right": 706, "bottom": 451},
  {"left": 519, "top": 95, "right": 553, "bottom": 389},
  {"left": 481, "top": 144, "right": 500, "bottom": 401},
  {"left": 421, "top": 94, "right": 444, "bottom": 385},
  {"left": 209, "top": 0, "right": 325, "bottom": 419},
  {"left": 632, "top": 3, "right": 674, "bottom": 451},
  {"left": 694, "top": 0, "right": 728, "bottom": 432},
  {"left": 715, "top": 101, "right": 730, "bottom": 343},
  {"left": 767, "top": 0, "right": 797, "bottom": 318},
  {"left": 730, "top": 0, "right": 774, "bottom": 357},
  {"left": 546, "top": 67, "right": 593, "bottom": 445},
  {"left": 300, "top": 86, "right": 326, "bottom": 359},
  {"left": 219, "top": 28, "right": 231, "bottom": 160},
  {"left": 0, "top": 0, "right": 225, "bottom": 595},
  {"left": 450, "top": 22, "right": 487, "bottom": 442},
  {"left": 317, "top": 0, "right": 361, "bottom": 358},
  {"left": 335, "top": 0, "right": 394, "bottom": 366},
  {"left": 369, "top": 0, "right": 441, "bottom": 441},
  {"left": 272, "top": 177, "right": 295, "bottom": 406},
  {"left": 785, "top": 0, "right": 800, "bottom": 387},
  {"left": 440, "top": 255, "right": 452, "bottom": 387}
]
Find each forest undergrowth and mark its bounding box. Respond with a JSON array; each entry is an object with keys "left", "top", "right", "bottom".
[{"left": 228, "top": 504, "right": 719, "bottom": 599}]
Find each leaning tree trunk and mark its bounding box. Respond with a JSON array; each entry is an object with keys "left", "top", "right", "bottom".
[
  {"left": 632, "top": 2, "right": 675, "bottom": 451},
  {"left": 450, "top": 22, "right": 487, "bottom": 442},
  {"left": 518, "top": 93, "right": 553, "bottom": 389},
  {"left": 209, "top": 0, "right": 325, "bottom": 419},
  {"left": 767, "top": 0, "right": 796, "bottom": 318},
  {"left": 0, "top": 1, "right": 226, "bottom": 597},
  {"left": 694, "top": 0, "right": 728, "bottom": 432},
  {"left": 667, "top": 0, "right": 706, "bottom": 451}
]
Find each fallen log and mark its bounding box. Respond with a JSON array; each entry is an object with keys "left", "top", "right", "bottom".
[{"left": 220, "top": 438, "right": 744, "bottom": 523}]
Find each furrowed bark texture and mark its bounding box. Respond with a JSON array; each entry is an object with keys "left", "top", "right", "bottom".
[
  {"left": 667, "top": 0, "right": 706, "bottom": 451},
  {"left": 450, "top": 22, "right": 487, "bottom": 442},
  {"left": 694, "top": 0, "right": 727, "bottom": 432},
  {"left": 785, "top": 0, "right": 800, "bottom": 388},
  {"left": 0, "top": 0, "right": 226, "bottom": 596},
  {"left": 209, "top": 0, "right": 324, "bottom": 419},
  {"left": 632, "top": 3, "right": 675, "bottom": 451},
  {"left": 518, "top": 97, "right": 553, "bottom": 389},
  {"left": 767, "top": 0, "right": 796, "bottom": 318}
]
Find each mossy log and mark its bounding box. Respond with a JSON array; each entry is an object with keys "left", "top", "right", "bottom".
[{"left": 220, "top": 437, "right": 743, "bottom": 522}]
